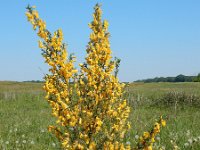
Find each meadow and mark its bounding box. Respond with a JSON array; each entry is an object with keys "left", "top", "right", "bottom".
[{"left": 0, "top": 81, "right": 200, "bottom": 149}]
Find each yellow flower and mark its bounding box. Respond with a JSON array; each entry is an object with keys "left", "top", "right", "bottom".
[
  {"left": 143, "top": 132, "right": 150, "bottom": 139},
  {"left": 161, "top": 119, "right": 166, "bottom": 127},
  {"left": 80, "top": 79, "right": 84, "bottom": 85},
  {"left": 96, "top": 117, "right": 103, "bottom": 126},
  {"left": 147, "top": 145, "right": 153, "bottom": 150},
  {"left": 38, "top": 40, "right": 44, "bottom": 49},
  {"left": 104, "top": 20, "right": 109, "bottom": 29},
  {"left": 62, "top": 138, "right": 70, "bottom": 148},
  {"left": 127, "top": 122, "right": 131, "bottom": 129},
  {"left": 48, "top": 125, "right": 54, "bottom": 132},
  {"left": 151, "top": 137, "right": 155, "bottom": 143},
  {"left": 79, "top": 118, "right": 82, "bottom": 124},
  {"left": 154, "top": 122, "right": 160, "bottom": 133},
  {"left": 32, "top": 10, "right": 39, "bottom": 18},
  {"left": 26, "top": 12, "right": 33, "bottom": 21},
  {"left": 77, "top": 144, "right": 84, "bottom": 149},
  {"left": 89, "top": 142, "right": 96, "bottom": 149}
]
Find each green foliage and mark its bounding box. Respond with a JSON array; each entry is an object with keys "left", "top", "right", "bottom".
[{"left": 193, "top": 73, "right": 200, "bottom": 82}]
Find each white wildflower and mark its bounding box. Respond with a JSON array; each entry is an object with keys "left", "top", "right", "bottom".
[
  {"left": 41, "top": 129, "right": 45, "bottom": 133},
  {"left": 5, "top": 141, "right": 9, "bottom": 145},
  {"left": 188, "top": 139, "right": 193, "bottom": 144},
  {"left": 156, "top": 136, "right": 160, "bottom": 141},
  {"left": 69, "top": 127, "right": 74, "bottom": 131},
  {"left": 161, "top": 146, "right": 166, "bottom": 150},
  {"left": 184, "top": 143, "right": 189, "bottom": 147},
  {"left": 52, "top": 143, "right": 56, "bottom": 147},
  {"left": 22, "top": 140, "right": 26, "bottom": 144},
  {"left": 126, "top": 141, "right": 130, "bottom": 145},
  {"left": 135, "top": 135, "right": 139, "bottom": 139},
  {"left": 30, "top": 140, "right": 35, "bottom": 144}
]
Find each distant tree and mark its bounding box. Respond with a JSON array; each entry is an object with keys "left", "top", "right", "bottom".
[
  {"left": 166, "top": 77, "right": 175, "bottom": 82},
  {"left": 175, "top": 74, "right": 186, "bottom": 82},
  {"left": 193, "top": 73, "right": 200, "bottom": 82}
]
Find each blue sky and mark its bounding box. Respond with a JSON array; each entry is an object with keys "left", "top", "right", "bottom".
[{"left": 0, "top": 1, "right": 200, "bottom": 82}]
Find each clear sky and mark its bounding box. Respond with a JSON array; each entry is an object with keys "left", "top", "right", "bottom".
[{"left": 0, "top": 1, "right": 200, "bottom": 82}]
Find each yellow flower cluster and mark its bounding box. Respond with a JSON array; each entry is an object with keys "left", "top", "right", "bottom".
[
  {"left": 26, "top": 5, "right": 78, "bottom": 148},
  {"left": 137, "top": 116, "right": 166, "bottom": 150},
  {"left": 76, "top": 4, "right": 131, "bottom": 149},
  {"left": 26, "top": 4, "right": 130, "bottom": 149}
]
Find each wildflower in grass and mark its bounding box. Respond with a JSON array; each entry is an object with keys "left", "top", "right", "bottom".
[
  {"left": 22, "top": 140, "right": 27, "bottom": 144},
  {"left": 5, "top": 141, "right": 9, "bottom": 145},
  {"left": 30, "top": 140, "right": 35, "bottom": 145},
  {"left": 40, "top": 129, "right": 45, "bottom": 133},
  {"left": 170, "top": 140, "right": 180, "bottom": 150},
  {"left": 136, "top": 116, "right": 166, "bottom": 150},
  {"left": 52, "top": 143, "right": 56, "bottom": 147},
  {"left": 161, "top": 146, "right": 166, "bottom": 150},
  {"left": 156, "top": 136, "right": 160, "bottom": 141},
  {"left": 184, "top": 142, "right": 189, "bottom": 147},
  {"left": 173, "top": 145, "right": 179, "bottom": 150},
  {"left": 135, "top": 135, "right": 139, "bottom": 139},
  {"left": 184, "top": 135, "right": 200, "bottom": 148},
  {"left": 14, "top": 128, "right": 18, "bottom": 132},
  {"left": 26, "top": 3, "right": 130, "bottom": 149},
  {"left": 188, "top": 138, "right": 193, "bottom": 144}
]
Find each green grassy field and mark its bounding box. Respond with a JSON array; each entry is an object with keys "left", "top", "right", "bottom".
[{"left": 0, "top": 81, "right": 200, "bottom": 149}]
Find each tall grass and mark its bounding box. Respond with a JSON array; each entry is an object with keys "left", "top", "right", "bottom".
[{"left": 0, "top": 82, "right": 60, "bottom": 149}]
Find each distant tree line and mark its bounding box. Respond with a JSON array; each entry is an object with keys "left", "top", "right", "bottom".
[
  {"left": 135, "top": 74, "right": 200, "bottom": 83},
  {"left": 23, "top": 80, "right": 44, "bottom": 83}
]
